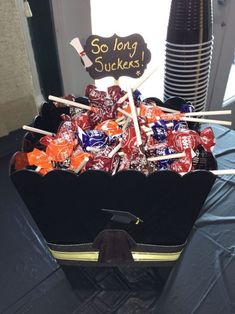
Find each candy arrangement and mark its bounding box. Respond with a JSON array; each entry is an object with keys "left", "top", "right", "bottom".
[{"left": 14, "top": 84, "right": 233, "bottom": 176}]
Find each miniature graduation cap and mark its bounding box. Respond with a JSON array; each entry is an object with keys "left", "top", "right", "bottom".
[{"left": 101, "top": 208, "right": 143, "bottom": 225}]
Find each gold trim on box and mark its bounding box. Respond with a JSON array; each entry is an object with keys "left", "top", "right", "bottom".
[
  {"left": 131, "top": 251, "right": 182, "bottom": 262},
  {"left": 49, "top": 249, "right": 182, "bottom": 262},
  {"left": 50, "top": 249, "right": 99, "bottom": 261}
]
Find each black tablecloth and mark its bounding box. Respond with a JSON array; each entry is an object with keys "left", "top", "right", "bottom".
[{"left": 157, "top": 125, "right": 235, "bottom": 314}]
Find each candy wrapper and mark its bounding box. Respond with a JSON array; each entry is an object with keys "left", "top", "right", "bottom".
[
  {"left": 86, "top": 146, "right": 120, "bottom": 174},
  {"left": 46, "top": 138, "right": 74, "bottom": 162},
  {"left": 18, "top": 86, "right": 217, "bottom": 176},
  {"left": 121, "top": 126, "right": 147, "bottom": 156},
  {"left": 95, "top": 119, "right": 122, "bottom": 137},
  {"left": 170, "top": 148, "right": 195, "bottom": 173},
  {"left": 139, "top": 102, "right": 163, "bottom": 123},
  {"left": 168, "top": 127, "right": 215, "bottom": 153},
  {"left": 77, "top": 126, "right": 109, "bottom": 149},
  {"left": 52, "top": 94, "right": 75, "bottom": 108},
  {"left": 27, "top": 148, "right": 54, "bottom": 174},
  {"left": 129, "top": 149, "right": 151, "bottom": 175},
  {"left": 151, "top": 120, "right": 168, "bottom": 142},
  {"left": 69, "top": 149, "right": 93, "bottom": 172}
]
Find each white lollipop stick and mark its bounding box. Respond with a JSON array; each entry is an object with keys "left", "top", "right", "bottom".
[
  {"left": 141, "top": 125, "right": 152, "bottom": 132},
  {"left": 210, "top": 169, "right": 235, "bottom": 176},
  {"left": 70, "top": 38, "right": 93, "bottom": 68},
  {"left": 180, "top": 169, "right": 235, "bottom": 176},
  {"left": 184, "top": 110, "right": 232, "bottom": 116},
  {"left": 115, "top": 116, "right": 125, "bottom": 123},
  {"left": 133, "top": 67, "right": 159, "bottom": 90},
  {"left": 146, "top": 131, "right": 153, "bottom": 137},
  {"left": 117, "top": 68, "right": 158, "bottom": 104},
  {"left": 180, "top": 116, "right": 232, "bottom": 126},
  {"left": 127, "top": 87, "right": 142, "bottom": 146},
  {"left": 108, "top": 141, "right": 122, "bottom": 158},
  {"left": 147, "top": 152, "right": 186, "bottom": 162},
  {"left": 22, "top": 125, "right": 55, "bottom": 137},
  {"left": 122, "top": 117, "right": 131, "bottom": 132},
  {"left": 118, "top": 151, "right": 125, "bottom": 156},
  {"left": 48, "top": 95, "right": 92, "bottom": 111},
  {"left": 117, "top": 119, "right": 126, "bottom": 126},
  {"left": 75, "top": 157, "right": 89, "bottom": 173},
  {"left": 86, "top": 147, "right": 101, "bottom": 152},
  {"left": 117, "top": 107, "right": 133, "bottom": 119},
  {"left": 157, "top": 106, "right": 179, "bottom": 113}
]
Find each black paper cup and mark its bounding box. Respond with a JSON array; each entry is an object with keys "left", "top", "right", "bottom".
[
  {"left": 165, "top": 44, "right": 212, "bottom": 54},
  {"left": 166, "top": 38, "right": 213, "bottom": 49},
  {"left": 164, "top": 87, "right": 208, "bottom": 100},
  {"left": 165, "top": 77, "right": 209, "bottom": 88},
  {"left": 165, "top": 53, "right": 212, "bottom": 65},
  {"left": 166, "top": 0, "right": 213, "bottom": 45},
  {"left": 164, "top": 90, "right": 208, "bottom": 102},
  {"left": 164, "top": 82, "right": 208, "bottom": 94},
  {"left": 165, "top": 63, "right": 211, "bottom": 75},
  {"left": 164, "top": 69, "right": 210, "bottom": 80},
  {"left": 165, "top": 48, "right": 213, "bottom": 60},
  {"left": 165, "top": 58, "right": 211, "bottom": 69},
  {"left": 164, "top": 73, "right": 210, "bottom": 84}
]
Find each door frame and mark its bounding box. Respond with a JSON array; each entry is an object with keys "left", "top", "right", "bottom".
[{"left": 207, "top": 0, "right": 235, "bottom": 119}]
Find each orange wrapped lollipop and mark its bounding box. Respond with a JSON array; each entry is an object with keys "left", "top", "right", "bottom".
[
  {"left": 139, "top": 102, "right": 163, "bottom": 124},
  {"left": 95, "top": 119, "right": 122, "bottom": 137},
  {"left": 46, "top": 137, "right": 74, "bottom": 163},
  {"left": 69, "top": 149, "right": 93, "bottom": 172},
  {"left": 27, "top": 148, "right": 53, "bottom": 174}
]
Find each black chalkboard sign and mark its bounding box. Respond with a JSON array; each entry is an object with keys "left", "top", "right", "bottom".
[{"left": 83, "top": 33, "right": 151, "bottom": 80}]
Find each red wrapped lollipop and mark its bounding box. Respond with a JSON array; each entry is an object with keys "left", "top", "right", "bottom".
[
  {"left": 168, "top": 127, "right": 215, "bottom": 153},
  {"left": 86, "top": 146, "right": 120, "bottom": 174},
  {"left": 13, "top": 152, "right": 29, "bottom": 171},
  {"left": 170, "top": 148, "right": 196, "bottom": 173},
  {"left": 121, "top": 126, "right": 147, "bottom": 156}
]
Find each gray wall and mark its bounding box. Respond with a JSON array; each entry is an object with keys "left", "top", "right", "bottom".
[
  {"left": 0, "top": 0, "right": 37, "bottom": 137},
  {"left": 51, "top": 0, "right": 93, "bottom": 96}
]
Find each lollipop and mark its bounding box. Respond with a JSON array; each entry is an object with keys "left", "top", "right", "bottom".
[
  {"left": 107, "top": 85, "right": 125, "bottom": 103},
  {"left": 52, "top": 94, "right": 75, "bottom": 108},
  {"left": 168, "top": 127, "right": 215, "bottom": 153},
  {"left": 150, "top": 120, "right": 168, "bottom": 142},
  {"left": 95, "top": 119, "right": 122, "bottom": 137},
  {"left": 170, "top": 148, "right": 195, "bottom": 173},
  {"left": 139, "top": 102, "right": 163, "bottom": 123},
  {"left": 121, "top": 126, "right": 147, "bottom": 156},
  {"left": 69, "top": 149, "right": 92, "bottom": 172},
  {"left": 77, "top": 126, "right": 109, "bottom": 150},
  {"left": 86, "top": 146, "right": 120, "bottom": 174},
  {"left": 85, "top": 84, "right": 107, "bottom": 104},
  {"left": 71, "top": 112, "right": 93, "bottom": 130},
  {"left": 46, "top": 138, "right": 74, "bottom": 163},
  {"left": 27, "top": 148, "right": 53, "bottom": 174}
]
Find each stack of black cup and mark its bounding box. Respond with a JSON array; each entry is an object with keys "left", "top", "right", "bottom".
[{"left": 164, "top": 0, "right": 213, "bottom": 111}]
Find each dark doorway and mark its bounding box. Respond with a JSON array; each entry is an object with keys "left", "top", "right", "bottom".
[{"left": 27, "top": 0, "right": 63, "bottom": 98}]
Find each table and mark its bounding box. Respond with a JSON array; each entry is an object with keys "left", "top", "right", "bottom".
[{"left": 157, "top": 125, "right": 235, "bottom": 314}]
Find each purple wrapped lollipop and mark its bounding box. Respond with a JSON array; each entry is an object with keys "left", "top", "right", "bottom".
[
  {"left": 151, "top": 120, "right": 168, "bottom": 142},
  {"left": 77, "top": 126, "right": 109, "bottom": 149}
]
